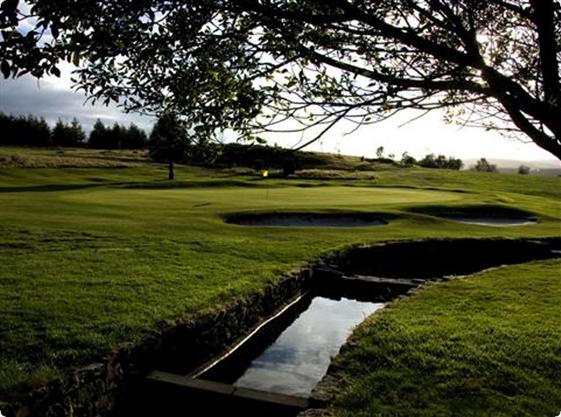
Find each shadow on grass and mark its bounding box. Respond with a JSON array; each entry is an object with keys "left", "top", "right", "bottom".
[
  {"left": 225, "top": 210, "right": 401, "bottom": 227},
  {"left": 0, "top": 184, "right": 105, "bottom": 193},
  {"left": 116, "top": 180, "right": 267, "bottom": 189},
  {"left": 0, "top": 180, "right": 264, "bottom": 193}
]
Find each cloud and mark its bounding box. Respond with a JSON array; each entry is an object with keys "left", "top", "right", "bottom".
[{"left": 0, "top": 70, "right": 154, "bottom": 133}]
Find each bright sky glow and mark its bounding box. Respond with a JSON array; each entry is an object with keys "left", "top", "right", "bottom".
[{"left": 0, "top": 63, "right": 559, "bottom": 167}]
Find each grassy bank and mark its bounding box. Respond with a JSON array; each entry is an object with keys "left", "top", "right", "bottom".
[
  {"left": 0, "top": 147, "right": 559, "bottom": 414},
  {"left": 331, "top": 260, "right": 561, "bottom": 417}
]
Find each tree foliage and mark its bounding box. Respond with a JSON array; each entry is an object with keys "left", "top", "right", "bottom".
[
  {"left": 418, "top": 153, "right": 463, "bottom": 170},
  {"left": 51, "top": 118, "right": 86, "bottom": 147},
  {"left": 518, "top": 164, "right": 531, "bottom": 175},
  {"left": 149, "top": 113, "right": 191, "bottom": 180},
  {"left": 1, "top": 1, "right": 560, "bottom": 158},
  {"left": 149, "top": 114, "right": 188, "bottom": 161},
  {"left": 88, "top": 119, "right": 148, "bottom": 149},
  {"left": 0, "top": 113, "right": 52, "bottom": 146},
  {"left": 473, "top": 157, "right": 498, "bottom": 172}
]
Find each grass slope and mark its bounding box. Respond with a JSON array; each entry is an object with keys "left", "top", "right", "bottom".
[
  {"left": 332, "top": 260, "right": 561, "bottom": 417},
  {"left": 0, "top": 147, "right": 560, "bottom": 415}
]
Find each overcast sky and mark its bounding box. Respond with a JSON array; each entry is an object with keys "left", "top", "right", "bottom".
[{"left": 1, "top": 63, "right": 559, "bottom": 167}]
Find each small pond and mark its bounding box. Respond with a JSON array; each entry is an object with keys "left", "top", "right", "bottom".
[{"left": 226, "top": 212, "right": 388, "bottom": 227}]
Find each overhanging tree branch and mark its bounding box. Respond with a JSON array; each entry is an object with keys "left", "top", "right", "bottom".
[{"left": 0, "top": 0, "right": 560, "bottom": 159}]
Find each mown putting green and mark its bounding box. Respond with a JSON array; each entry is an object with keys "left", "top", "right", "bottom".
[{"left": 0, "top": 148, "right": 560, "bottom": 416}]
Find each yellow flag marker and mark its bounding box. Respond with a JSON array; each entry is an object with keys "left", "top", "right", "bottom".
[{"left": 262, "top": 170, "right": 269, "bottom": 178}]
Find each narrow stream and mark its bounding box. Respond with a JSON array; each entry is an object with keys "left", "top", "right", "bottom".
[
  {"left": 201, "top": 295, "right": 383, "bottom": 397},
  {"left": 132, "top": 238, "right": 560, "bottom": 417}
]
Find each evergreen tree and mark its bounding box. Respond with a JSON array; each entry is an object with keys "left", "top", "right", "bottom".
[
  {"left": 51, "top": 118, "right": 85, "bottom": 147},
  {"left": 88, "top": 119, "right": 109, "bottom": 148},
  {"left": 0, "top": 113, "right": 52, "bottom": 146},
  {"left": 124, "top": 124, "right": 148, "bottom": 149},
  {"left": 51, "top": 119, "right": 69, "bottom": 147},
  {"left": 111, "top": 123, "right": 124, "bottom": 149},
  {"left": 69, "top": 118, "right": 86, "bottom": 146}
]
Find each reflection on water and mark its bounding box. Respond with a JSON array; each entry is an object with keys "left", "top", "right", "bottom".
[{"left": 233, "top": 297, "right": 383, "bottom": 397}]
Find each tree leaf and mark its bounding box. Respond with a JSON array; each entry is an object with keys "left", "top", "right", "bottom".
[{"left": 1, "top": 60, "right": 10, "bottom": 79}]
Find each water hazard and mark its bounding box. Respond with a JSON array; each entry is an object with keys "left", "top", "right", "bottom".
[
  {"left": 200, "top": 295, "right": 384, "bottom": 397},
  {"left": 134, "top": 238, "right": 560, "bottom": 417}
]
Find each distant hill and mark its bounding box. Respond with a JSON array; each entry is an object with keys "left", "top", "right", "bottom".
[
  {"left": 463, "top": 158, "right": 561, "bottom": 176},
  {"left": 198, "top": 143, "right": 400, "bottom": 173}
]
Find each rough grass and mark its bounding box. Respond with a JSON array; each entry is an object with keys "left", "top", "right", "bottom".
[
  {"left": 0, "top": 146, "right": 560, "bottom": 415},
  {"left": 0, "top": 147, "right": 149, "bottom": 168},
  {"left": 331, "top": 260, "right": 561, "bottom": 417}
]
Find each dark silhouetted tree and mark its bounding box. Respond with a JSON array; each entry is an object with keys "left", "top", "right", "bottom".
[
  {"left": 88, "top": 120, "right": 147, "bottom": 149},
  {"left": 0, "top": 113, "right": 52, "bottom": 146},
  {"left": 124, "top": 124, "right": 148, "bottom": 149},
  {"left": 473, "top": 158, "right": 498, "bottom": 173},
  {"left": 400, "top": 152, "right": 417, "bottom": 166},
  {"left": 518, "top": 165, "right": 531, "bottom": 175},
  {"left": 149, "top": 114, "right": 189, "bottom": 181},
  {"left": 69, "top": 118, "right": 86, "bottom": 146},
  {"left": 51, "top": 118, "right": 85, "bottom": 147},
  {"left": 111, "top": 123, "right": 125, "bottom": 149},
  {"left": 88, "top": 119, "right": 110, "bottom": 149},
  {"left": 418, "top": 153, "right": 463, "bottom": 170}
]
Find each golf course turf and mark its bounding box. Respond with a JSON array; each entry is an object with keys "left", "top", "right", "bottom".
[{"left": 0, "top": 147, "right": 559, "bottom": 416}]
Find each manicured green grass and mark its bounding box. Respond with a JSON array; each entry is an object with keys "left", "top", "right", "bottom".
[
  {"left": 0, "top": 146, "right": 559, "bottom": 415},
  {"left": 331, "top": 260, "right": 561, "bottom": 417}
]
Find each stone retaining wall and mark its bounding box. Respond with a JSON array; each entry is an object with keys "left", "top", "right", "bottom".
[{"left": 2, "top": 267, "right": 314, "bottom": 417}]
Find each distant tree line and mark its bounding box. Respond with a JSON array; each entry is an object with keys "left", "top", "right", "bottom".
[
  {"left": 417, "top": 153, "right": 464, "bottom": 170},
  {"left": 0, "top": 113, "right": 147, "bottom": 149},
  {"left": 396, "top": 151, "right": 463, "bottom": 170},
  {"left": 89, "top": 119, "right": 148, "bottom": 149},
  {"left": 1, "top": 113, "right": 54, "bottom": 146},
  {"left": 370, "top": 147, "right": 464, "bottom": 170}
]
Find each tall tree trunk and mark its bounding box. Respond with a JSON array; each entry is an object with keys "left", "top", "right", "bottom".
[
  {"left": 168, "top": 160, "right": 175, "bottom": 181},
  {"left": 530, "top": 0, "right": 560, "bottom": 105}
]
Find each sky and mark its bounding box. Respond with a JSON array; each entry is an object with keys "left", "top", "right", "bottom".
[{"left": 1, "top": 63, "right": 559, "bottom": 167}]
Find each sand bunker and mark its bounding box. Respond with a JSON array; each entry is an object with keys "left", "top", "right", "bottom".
[
  {"left": 227, "top": 213, "right": 388, "bottom": 227},
  {"left": 407, "top": 205, "right": 538, "bottom": 227},
  {"left": 443, "top": 216, "right": 537, "bottom": 226}
]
